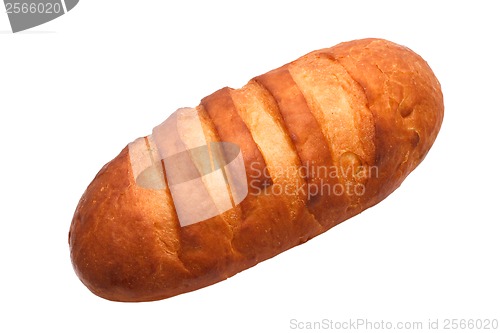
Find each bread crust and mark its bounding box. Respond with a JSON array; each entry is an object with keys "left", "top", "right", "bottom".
[{"left": 69, "top": 38, "right": 444, "bottom": 302}]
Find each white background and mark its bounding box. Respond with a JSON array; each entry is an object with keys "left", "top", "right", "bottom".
[{"left": 1, "top": 1, "right": 499, "bottom": 332}]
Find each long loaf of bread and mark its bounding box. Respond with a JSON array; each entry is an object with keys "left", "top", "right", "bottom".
[{"left": 69, "top": 38, "right": 444, "bottom": 302}]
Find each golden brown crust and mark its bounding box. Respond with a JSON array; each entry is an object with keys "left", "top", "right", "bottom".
[
  {"left": 325, "top": 39, "right": 444, "bottom": 206},
  {"left": 254, "top": 67, "right": 345, "bottom": 226},
  {"left": 69, "top": 38, "right": 444, "bottom": 302},
  {"left": 201, "top": 87, "right": 271, "bottom": 189}
]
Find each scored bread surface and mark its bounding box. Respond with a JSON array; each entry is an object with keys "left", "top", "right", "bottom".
[{"left": 69, "top": 38, "right": 444, "bottom": 302}]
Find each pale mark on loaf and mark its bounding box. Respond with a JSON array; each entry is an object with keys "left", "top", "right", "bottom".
[
  {"left": 230, "top": 82, "right": 306, "bottom": 205},
  {"left": 339, "top": 152, "right": 367, "bottom": 182},
  {"left": 252, "top": 69, "right": 334, "bottom": 228},
  {"left": 289, "top": 54, "right": 375, "bottom": 166}
]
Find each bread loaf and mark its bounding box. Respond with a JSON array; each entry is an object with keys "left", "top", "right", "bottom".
[{"left": 69, "top": 38, "right": 444, "bottom": 302}]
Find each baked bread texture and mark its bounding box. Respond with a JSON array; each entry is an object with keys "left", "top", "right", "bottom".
[{"left": 69, "top": 38, "right": 444, "bottom": 302}]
